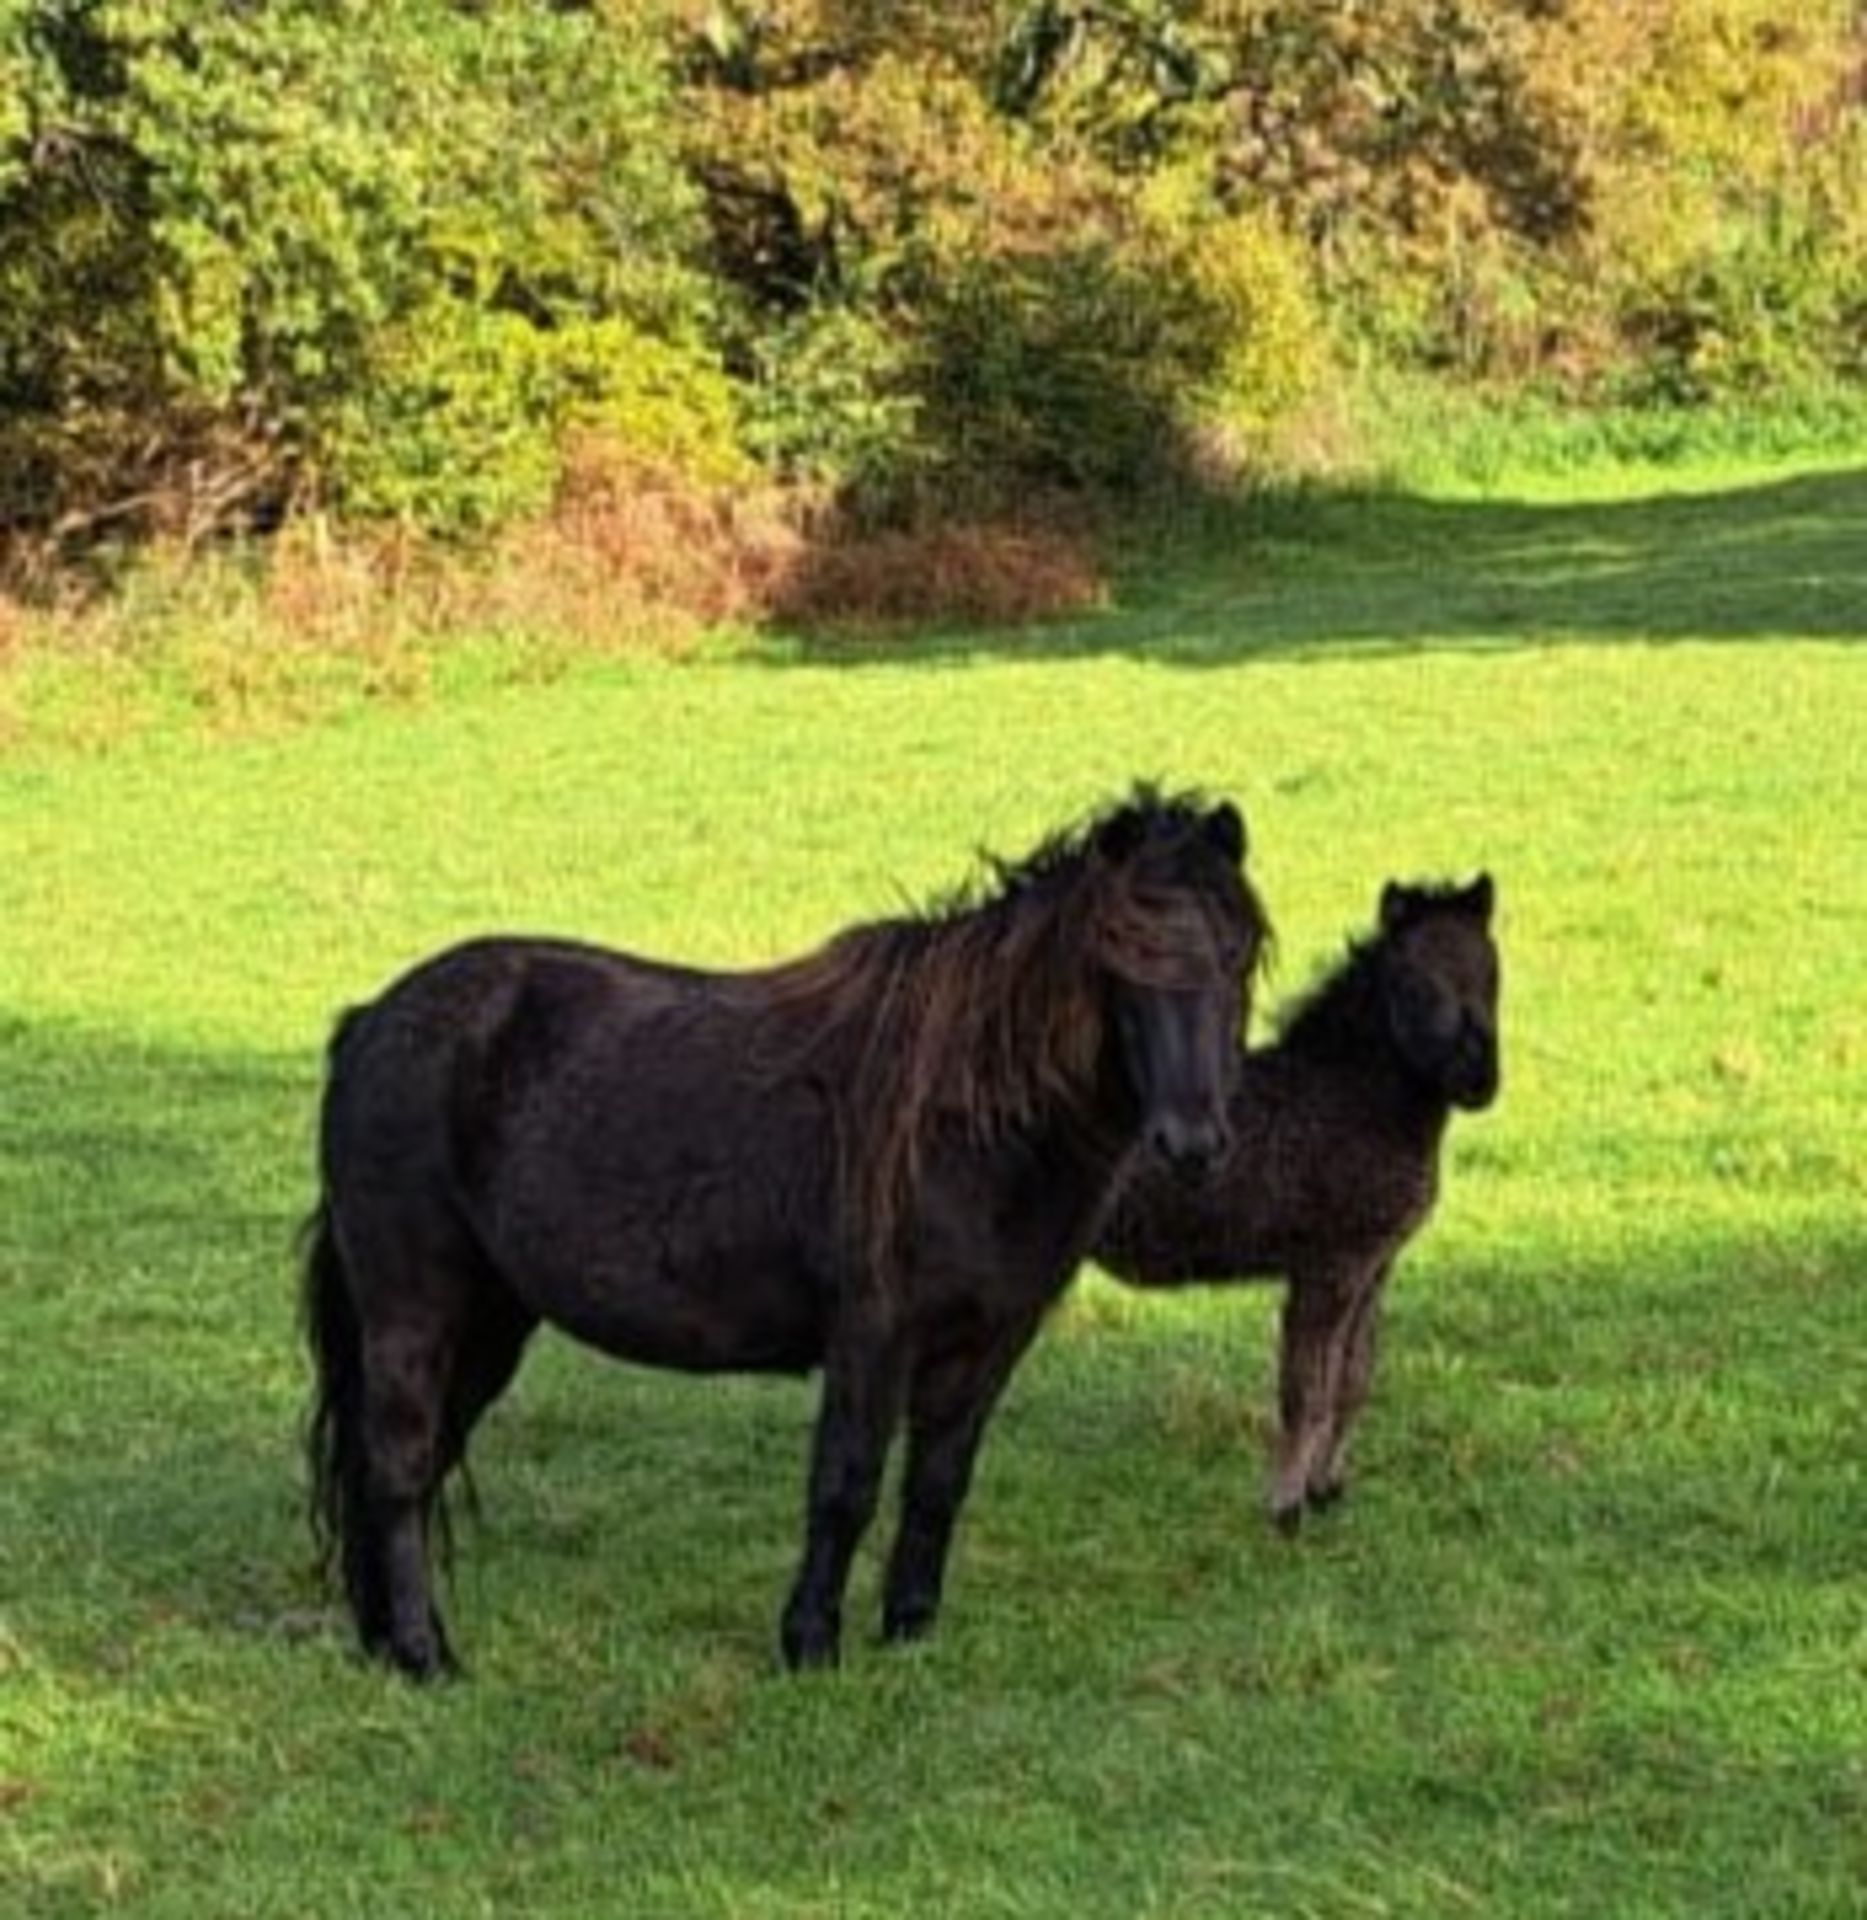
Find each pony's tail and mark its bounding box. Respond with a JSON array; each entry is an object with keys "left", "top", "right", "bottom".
[{"left": 301, "top": 1196, "right": 376, "bottom": 1635}]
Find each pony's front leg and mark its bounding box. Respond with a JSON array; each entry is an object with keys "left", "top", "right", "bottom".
[
  {"left": 1307, "top": 1261, "right": 1390, "bottom": 1512},
  {"left": 780, "top": 1310, "right": 907, "bottom": 1671},
  {"left": 882, "top": 1309, "right": 1044, "bottom": 1646},
  {"left": 1269, "top": 1265, "right": 1353, "bottom": 1533}
]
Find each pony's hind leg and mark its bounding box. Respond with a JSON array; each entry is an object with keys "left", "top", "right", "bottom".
[
  {"left": 328, "top": 1202, "right": 515, "bottom": 1681},
  {"left": 438, "top": 1289, "right": 536, "bottom": 1485},
  {"left": 359, "top": 1317, "right": 459, "bottom": 1680},
  {"left": 367, "top": 1269, "right": 535, "bottom": 1680}
]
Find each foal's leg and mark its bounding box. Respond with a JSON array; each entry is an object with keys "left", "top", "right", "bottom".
[
  {"left": 1269, "top": 1263, "right": 1354, "bottom": 1532},
  {"left": 1308, "top": 1260, "right": 1390, "bottom": 1512},
  {"left": 779, "top": 1308, "right": 908, "bottom": 1671},
  {"left": 882, "top": 1309, "right": 1044, "bottom": 1646}
]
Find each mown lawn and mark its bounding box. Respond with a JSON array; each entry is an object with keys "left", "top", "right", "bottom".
[{"left": 2, "top": 459, "right": 1863, "bottom": 1917}]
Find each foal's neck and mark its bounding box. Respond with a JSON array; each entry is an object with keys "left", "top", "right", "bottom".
[{"left": 1274, "top": 957, "right": 1450, "bottom": 1150}]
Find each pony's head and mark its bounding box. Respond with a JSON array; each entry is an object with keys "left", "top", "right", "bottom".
[
  {"left": 1374, "top": 874, "right": 1501, "bottom": 1110},
  {"left": 775, "top": 786, "right": 1270, "bottom": 1267},
  {"left": 1086, "top": 792, "right": 1267, "bottom": 1181}
]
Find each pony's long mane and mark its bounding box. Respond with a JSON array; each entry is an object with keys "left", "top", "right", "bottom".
[{"left": 759, "top": 789, "right": 1254, "bottom": 1286}]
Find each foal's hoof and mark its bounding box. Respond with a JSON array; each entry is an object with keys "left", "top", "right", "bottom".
[
  {"left": 1270, "top": 1500, "right": 1305, "bottom": 1538},
  {"left": 1306, "top": 1479, "right": 1347, "bottom": 1514}
]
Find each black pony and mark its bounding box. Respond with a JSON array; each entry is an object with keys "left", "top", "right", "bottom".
[
  {"left": 1096, "top": 876, "right": 1499, "bottom": 1528},
  {"left": 304, "top": 788, "right": 1268, "bottom": 1675}
]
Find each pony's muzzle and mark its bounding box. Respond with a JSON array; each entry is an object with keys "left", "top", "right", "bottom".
[{"left": 1149, "top": 1113, "right": 1230, "bottom": 1184}]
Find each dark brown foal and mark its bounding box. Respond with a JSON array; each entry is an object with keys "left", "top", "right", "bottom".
[{"left": 1096, "top": 876, "right": 1500, "bottom": 1528}]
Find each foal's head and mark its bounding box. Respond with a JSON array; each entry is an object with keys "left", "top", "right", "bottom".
[
  {"left": 1374, "top": 875, "right": 1501, "bottom": 1110},
  {"left": 1085, "top": 794, "right": 1267, "bottom": 1180}
]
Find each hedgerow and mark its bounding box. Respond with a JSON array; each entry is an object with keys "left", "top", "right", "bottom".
[{"left": 3, "top": 0, "right": 1861, "bottom": 559}]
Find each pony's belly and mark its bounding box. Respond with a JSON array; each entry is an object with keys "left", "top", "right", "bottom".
[{"left": 519, "top": 1250, "right": 829, "bottom": 1376}]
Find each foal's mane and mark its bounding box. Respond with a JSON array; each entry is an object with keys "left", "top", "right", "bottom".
[
  {"left": 762, "top": 787, "right": 1247, "bottom": 1284},
  {"left": 1272, "top": 881, "right": 1475, "bottom": 1062}
]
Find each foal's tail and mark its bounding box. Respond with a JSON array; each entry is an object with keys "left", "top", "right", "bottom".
[{"left": 301, "top": 1195, "right": 374, "bottom": 1626}]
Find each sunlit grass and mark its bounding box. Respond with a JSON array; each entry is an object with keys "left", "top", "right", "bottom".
[{"left": 1, "top": 455, "right": 1863, "bottom": 1916}]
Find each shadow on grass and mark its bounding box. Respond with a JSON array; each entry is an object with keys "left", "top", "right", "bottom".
[
  {"left": 4, "top": 1014, "right": 1861, "bottom": 1667},
  {"left": 0, "top": 1015, "right": 807, "bottom": 1656},
  {"left": 0, "top": 1017, "right": 321, "bottom": 1614},
  {"left": 772, "top": 463, "right": 1867, "bottom": 668},
  {"left": 0, "top": 1012, "right": 311, "bottom": 1255}
]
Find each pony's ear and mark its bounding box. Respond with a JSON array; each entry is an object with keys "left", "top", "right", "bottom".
[
  {"left": 1205, "top": 801, "right": 1246, "bottom": 863},
  {"left": 1379, "top": 880, "right": 1415, "bottom": 930},
  {"left": 1094, "top": 807, "right": 1148, "bottom": 864},
  {"left": 1462, "top": 872, "right": 1496, "bottom": 922}
]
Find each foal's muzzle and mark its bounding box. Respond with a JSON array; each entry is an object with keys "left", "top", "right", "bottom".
[{"left": 1449, "top": 1029, "right": 1501, "bottom": 1110}]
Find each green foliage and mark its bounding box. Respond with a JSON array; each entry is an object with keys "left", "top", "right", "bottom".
[
  {"left": 1174, "top": 202, "right": 1331, "bottom": 444},
  {"left": 684, "top": 21, "right": 1301, "bottom": 504},
  {"left": 0, "top": 3, "right": 33, "bottom": 187},
  {"left": 1351, "top": 376, "right": 1867, "bottom": 497},
  {"left": 328, "top": 309, "right": 750, "bottom": 527},
  {"left": 905, "top": 188, "right": 1329, "bottom": 496},
  {"left": 1, "top": 0, "right": 727, "bottom": 535},
  {"left": 1542, "top": 0, "right": 1867, "bottom": 404},
  {"left": 992, "top": 0, "right": 1867, "bottom": 397},
  {"left": 4, "top": 0, "right": 1863, "bottom": 543},
  {"left": 732, "top": 301, "right": 922, "bottom": 489},
  {"left": 913, "top": 221, "right": 1248, "bottom": 493}
]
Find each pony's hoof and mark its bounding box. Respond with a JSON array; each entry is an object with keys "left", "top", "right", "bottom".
[
  {"left": 389, "top": 1640, "right": 459, "bottom": 1685},
  {"left": 1270, "top": 1500, "right": 1305, "bottom": 1538},
  {"left": 366, "top": 1613, "right": 461, "bottom": 1684},
  {"left": 780, "top": 1615, "right": 842, "bottom": 1673},
  {"left": 881, "top": 1602, "right": 939, "bottom": 1646},
  {"left": 1306, "top": 1479, "right": 1346, "bottom": 1513}
]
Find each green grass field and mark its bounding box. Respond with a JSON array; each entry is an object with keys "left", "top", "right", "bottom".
[{"left": 3, "top": 458, "right": 1864, "bottom": 1916}]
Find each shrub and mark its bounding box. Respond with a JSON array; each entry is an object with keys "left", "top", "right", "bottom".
[
  {"left": 9, "top": 0, "right": 1865, "bottom": 576},
  {"left": 1174, "top": 203, "right": 1334, "bottom": 452},
  {"left": 684, "top": 19, "right": 1332, "bottom": 508},
  {"left": 731, "top": 302, "right": 923, "bottom": 493},
  {"left": 0, "top": 0, "right": 729, "bottom": 541}
]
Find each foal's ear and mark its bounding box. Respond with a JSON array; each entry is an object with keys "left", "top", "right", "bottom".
[
  {"left": 1205, "top": 800, "right": 1247, "bottom": 863},
  {"left": 1379, "top": 880, "right": 1416, "bottom": 930},
  {"left": 1461, "top": 872, "right": 1496, "bottom": 922}
]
